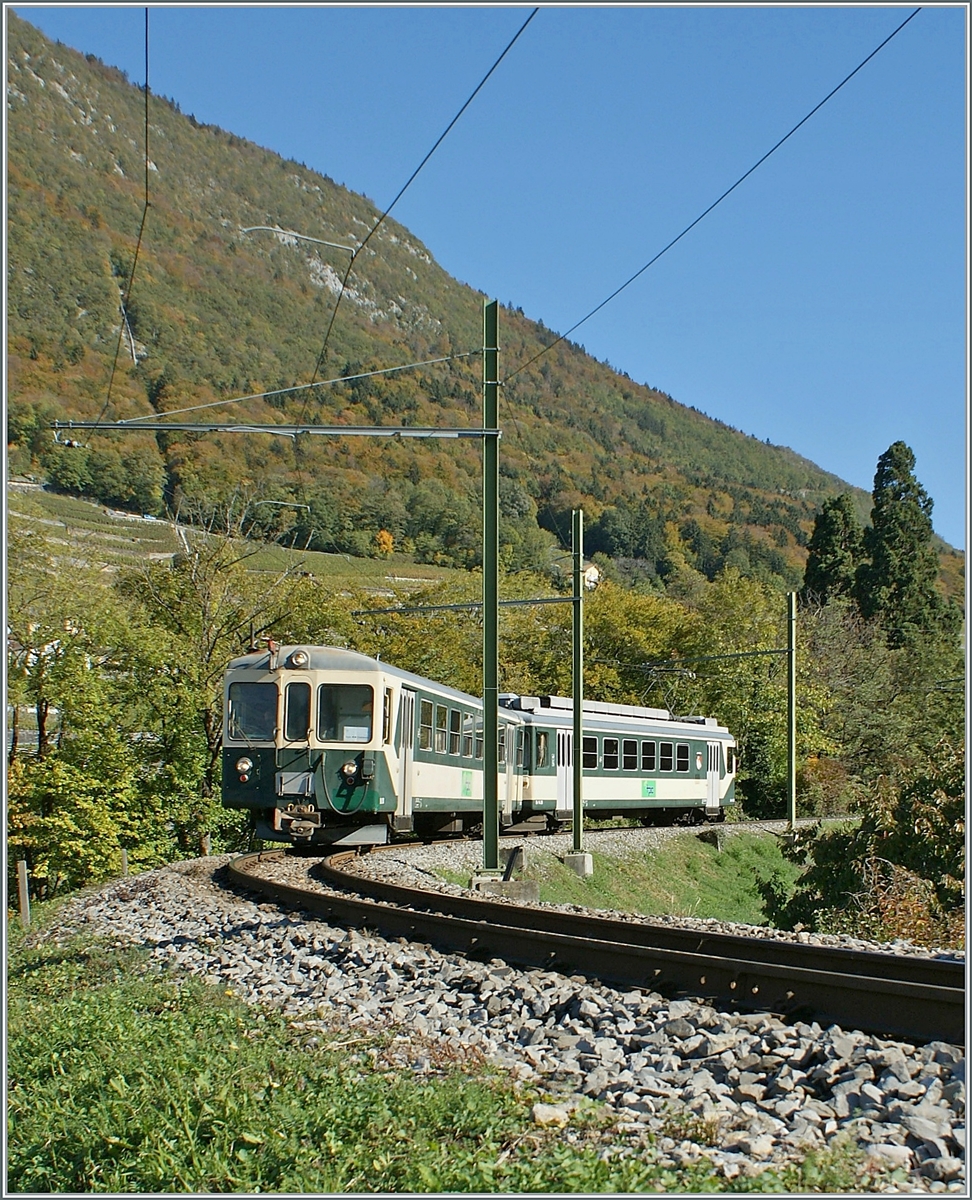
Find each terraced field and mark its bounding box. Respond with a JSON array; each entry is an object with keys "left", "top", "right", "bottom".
[{"left": 7, "top": 484, "right": 461, "bottom": 589}]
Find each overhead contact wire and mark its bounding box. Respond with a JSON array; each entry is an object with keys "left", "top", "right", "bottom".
[
  {"left": 119, "top": 351, "right": 482, "bottom": 422},
  {"left": 505, "top": 6, "right": 922, "bottom": 383}
]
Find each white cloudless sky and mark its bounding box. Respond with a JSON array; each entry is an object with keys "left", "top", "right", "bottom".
[{"left": 12, "top": 4, "right": 969, "bottom": 548}]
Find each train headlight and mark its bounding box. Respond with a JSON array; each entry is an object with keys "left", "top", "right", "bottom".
[
  {"left": 235, "top": 757, "right": 253, "bottom": 774},
  {"left": 289, "top": 650, "right": 309, "bottom": 668},
  {"left": 341, "top": 760, "right": 358, "bottom": 778}
]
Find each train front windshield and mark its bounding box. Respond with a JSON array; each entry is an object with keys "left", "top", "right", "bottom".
[
  {"left": 318, "top": 684, "right": 373, "bottom": 743},
  {"left": 227, "top": 682, "right": 277, "bottom": 741}
]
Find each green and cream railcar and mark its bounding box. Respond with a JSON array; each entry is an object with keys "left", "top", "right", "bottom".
[
  {"left": 222, "top": 645, "right": 735, "bottom": 847},
  {"left": 222, "top": 644, "right": 526, "bottom": 845},
  {"left": 500, "top": 695, "right": 735, "bottom": 826}
]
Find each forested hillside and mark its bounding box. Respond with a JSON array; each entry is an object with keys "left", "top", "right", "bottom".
[{"left": 7, "top": 10, "right": 930, "bottom": 590}]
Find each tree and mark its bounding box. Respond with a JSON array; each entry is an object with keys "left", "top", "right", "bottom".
[
  {"left": 801, "top": 493, "right": 863, "bottom": 604},
  {"left": 116, "top": 532, "right": 304, "bottom": 852},
  {"left": 855, "top": 442, "right": 956, "bottom": 648},
  {"left": 771, "top": 740, "right": 964, "bottom": 945}
]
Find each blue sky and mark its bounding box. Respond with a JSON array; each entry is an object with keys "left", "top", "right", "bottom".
[{"left": 12, "top": 5, "right": 968, "bottom": 548}]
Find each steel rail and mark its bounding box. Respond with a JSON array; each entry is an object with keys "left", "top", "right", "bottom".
[{"left": 225, "top": 850, "right": 964, "bottom": 1046}]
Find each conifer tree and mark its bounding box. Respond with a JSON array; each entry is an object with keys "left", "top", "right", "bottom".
[
  {"left": 801, "top": 492, "right": 863, "bottom": 604},
  {"left": 855, "top": 441, "right": 954, "bottom": 647}
]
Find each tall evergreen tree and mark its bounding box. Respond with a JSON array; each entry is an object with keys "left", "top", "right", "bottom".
[
  {"left": 855, "top": 441, "right": 954, "bottom": 648},
  {"left": 801, "top": 492, "right": 863, "bottom": 604}
]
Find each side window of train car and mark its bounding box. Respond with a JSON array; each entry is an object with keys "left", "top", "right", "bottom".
[
  {"left": 603, "top": 737, "right": 620, "bottom": 770},
  {"left": 318, "top": 684, "right": 373, "bottom": 743},
  {"left": 475, "top": 716, "right": 484, "bottom": 760},
  {"left": 676, "top": 743, "right": 690, "bottom": 772},
  {"left": 434, "top": 704, "right": 448, "bottom": 753},
  {"left": 497, "top": 725, "right": 507, "bottom": 765},
  {"left": 449, "top": 709, "right": 462, "bottom": 755},
  {"left": 516, "top": 728, "right": 525, "bottom": 769},
  {"left": 726, "top": 746, "right": 734, "bottom": 774},
  {"left": 383, "top": 688, "right": 394, "bottom": 744},
  {"left": 660, "top": 741, "right": 674, "bottom": 771},
  {"left": 642, "top": 740, "right": 656, "bottom": 772},
  {"left": 535, "top": 731, "right": 549, "bottom": 769},
  {"left": 419, "top": 700, "right": 434, "bottom": 750},
  {"left": 462, "top": 713, "right": 474, "bottom": 758},
  {"left": 284, "top": 681, "right": 311, "bottom": 741},
  {"left": 622, "top": 739, "right": 638, "bottom": 770},
  {"left": 582, "top": 736, "right": 598, "bottom": 769}
]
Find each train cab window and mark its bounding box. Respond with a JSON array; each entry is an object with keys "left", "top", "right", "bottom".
[
  {"left": 434, "top": 705, "right": 448, "bottom": 753},
  {"left": 419, "top": 700, "right": 434, "bottom": 750},
  {"left": 642, "top": 741, "right": 656, "bottom": 772},
  {"left": 318, "top": 684, "right": 373, "bottom": 743},
  {"left": 676, "top": 743, "right": 690, "bottom": 772},
  {"left": 535, "top": 731, "right": 549, "bottom": 769},
  {"left": 516, "top": 728, "right": 525, "bottom": 769},
  {"left": 603, "top": 738, "right": 620, "bottom": 770},
  {"left": 622, "top": 739, "right": 638, "bottom": 770},
  {"left": 383, "top": 688, "right": 394, "bottom": 744},
  {"left": 582, "top": 736, "right": 598, "bottom": 769},
  {"left": 726, "top": 747, "right": 735, "bottom": 774},
  {"left": 284, "top": 681, "right": 311, "bottom": 742},
  {"left": 475, "top": 716, "right": 484, "bottom": 760},
  {"left": 462, "top": 713, "right": 474, "bottom": 758},
  {"left": 498, "top": 726, "right": 507, "bottom": 765},
  {"left": 660, "top": 741, "right": 674, "bottom": 772},
  {"left": 449, "top": 709, "right": 462, "bottom": 755},
  {"left": 228, "top": 682, "right": 277, "bottom": 742}
]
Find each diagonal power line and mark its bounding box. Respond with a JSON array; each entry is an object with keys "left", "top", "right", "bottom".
[
  {"left": 505, "top": 7, "right": 921, "bottom": 383},
  {"left": 305, "top": 6, "right": 540, "bottom": 395}
]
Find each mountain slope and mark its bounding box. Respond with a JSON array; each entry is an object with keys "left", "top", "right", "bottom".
[{"left": 10, "top": 12, "right": 954, "bottom": 589}]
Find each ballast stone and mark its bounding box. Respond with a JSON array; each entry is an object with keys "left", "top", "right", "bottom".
[{"left": 29, "top": 855, "right": 966, "bottom": 1194}]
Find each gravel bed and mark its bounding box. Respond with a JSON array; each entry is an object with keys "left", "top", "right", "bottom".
[
  {"left": 31, "top": 856, "right": 965, "bottom": 1192},
  {"left": 343, "top": 824, "right": 964, "bottom": 962}
]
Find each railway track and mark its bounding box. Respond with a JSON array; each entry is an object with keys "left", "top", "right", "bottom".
[{"left": 226, "top": 848, "right": 964, "bottom": 1046}]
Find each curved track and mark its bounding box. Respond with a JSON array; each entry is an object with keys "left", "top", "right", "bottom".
[{"left": 226, "top": 848, "right": 964, "bottom": 1046}]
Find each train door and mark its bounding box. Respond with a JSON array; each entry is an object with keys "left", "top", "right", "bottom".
[
  {"left": 398, "top": 689, "right": 416, "bottom": 820},
  {"left": 501, "top": 723, "right": 516, "bottom": 822},
  {"left": 508, "top": 727, "right": 525, "bottom": 818},
  {"left": 556, "top": 730, "right": 572, "bottom": 817},
  {"left": 706, "top": 742, "right": 721, "bottom": 816}
]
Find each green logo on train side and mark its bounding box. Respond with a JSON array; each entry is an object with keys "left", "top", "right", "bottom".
[
  {"left": 462, "top": 770, "right": 473, "bottom": 798},
  {"left": 641, "top": 780, "right": 656, "bottom": 798}
]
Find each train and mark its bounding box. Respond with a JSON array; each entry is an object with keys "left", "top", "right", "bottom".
[{"left": 222, "top": 644, "right": 737, "bottom": 847}]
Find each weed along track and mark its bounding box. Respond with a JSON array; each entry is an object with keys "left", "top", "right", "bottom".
[{"left": 228, "top": 847, "right": 963, "bottom": 1046}]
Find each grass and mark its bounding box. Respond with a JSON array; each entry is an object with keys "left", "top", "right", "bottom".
[
  {"left": 440, "top": 831, "right": 802, "bottom": 926},
  {"left": 541, "top": 831, "right": 802, "bottom": 924},
  {"left": 6, "top": 900, "right": 880, "bottom": 1194}
]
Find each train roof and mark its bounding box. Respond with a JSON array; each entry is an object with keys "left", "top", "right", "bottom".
[
  {"left": 225, "top": 645, "right": 484, "bottom": 708},
  {"left": 502, "top": 694, "right": 731, "bottom": 737}
]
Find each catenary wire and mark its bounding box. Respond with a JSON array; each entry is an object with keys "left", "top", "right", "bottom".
[
  {"left": 119, "top": 351, "right": 482, "bottom": 422},
  {"left": 291, "top": 7, "right": 538, "bottom": 512},
  {"left": 505, "top": 7, "right": 922, "bottom": 384},
  {"left": 303, "top": 6, "right": 540, "bottom": 402},
  {"left": 96, "top": 7, "right": 151, "bottom": 426}
]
